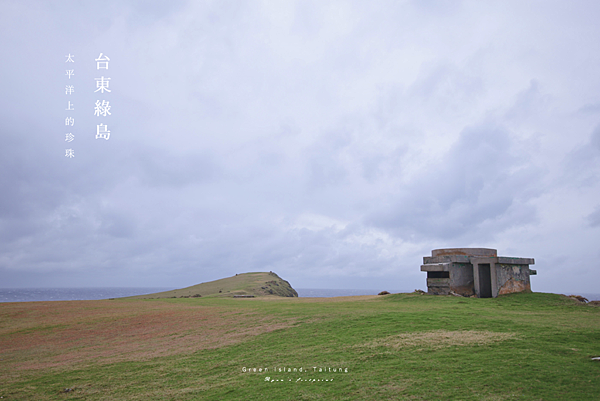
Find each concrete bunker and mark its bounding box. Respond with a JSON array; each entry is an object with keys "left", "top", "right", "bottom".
[{"left": 420, "top": 248, "right": 536, "bottom": 298}]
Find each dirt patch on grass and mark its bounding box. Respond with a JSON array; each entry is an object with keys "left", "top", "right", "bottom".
[
  {"left": 358, "top": 330, "right": 516, "bottom": 350},
  {"left": 0, "top": 299, "right": 295, "bottom": 374},
  {"left": 260, "top": 295, "right": 381, "bottom": 303}
]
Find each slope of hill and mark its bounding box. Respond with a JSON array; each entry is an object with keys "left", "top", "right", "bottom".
[{"left": 125, "top": 271, "right": 298, "bottom": 299}]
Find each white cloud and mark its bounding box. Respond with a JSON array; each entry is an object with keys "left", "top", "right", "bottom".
[{"left": 1, "top": 0, "right": 600, "bottom": 293}]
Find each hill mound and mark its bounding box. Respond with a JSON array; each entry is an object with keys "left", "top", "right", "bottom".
[{"left": 125, "top": 272, "right": 298, "bottom": 299}]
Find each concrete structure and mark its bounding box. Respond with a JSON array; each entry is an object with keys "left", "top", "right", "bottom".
[{"left": 420, "top": 248, "right": 536, "bottom": 298}]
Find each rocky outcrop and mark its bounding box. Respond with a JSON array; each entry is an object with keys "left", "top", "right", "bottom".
[{"left": 257, "top": 273, "right": 298, "bottom": 297}]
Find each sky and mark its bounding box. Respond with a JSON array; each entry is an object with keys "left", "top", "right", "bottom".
[{"left": 1, "top": 0, "right": 599, "bottom": 293}]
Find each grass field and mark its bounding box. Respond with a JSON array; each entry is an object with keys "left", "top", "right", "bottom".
[{"left": 1, "top": 292, "right": 599, "bottom": 400}]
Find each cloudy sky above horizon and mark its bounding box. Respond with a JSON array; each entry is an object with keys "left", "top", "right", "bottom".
[{"left": 1, "top": 0, "right": 599, "bottom": 293}]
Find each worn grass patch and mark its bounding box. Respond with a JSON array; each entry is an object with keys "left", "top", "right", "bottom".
[
  {"left": 357, "top": 329, "right": 517, "bottom": 350},
  {"left": 0, "top": 299, "right": 296, "bottom": 374}
]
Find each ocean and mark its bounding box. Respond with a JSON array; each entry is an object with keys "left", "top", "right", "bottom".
[
  {"left": 0, "top": 288, "right": 598, "bottom": 303},
  {"left": 0, "top": 288, "right": 402, "bottom": 302},
  {"left": 0, "top": 287, "right": 175, "bottom": 303}
]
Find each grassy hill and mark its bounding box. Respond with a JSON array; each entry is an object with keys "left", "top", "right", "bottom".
[
  {"left": 1, "top": 292, "right": 599, "bottom": 400},
  {"left": 125, "top": 271, "right": 298, "bottom": 299}
]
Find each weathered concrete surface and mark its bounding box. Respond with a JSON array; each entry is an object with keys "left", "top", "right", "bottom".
[
  {"left": 432, "top": 248, "right": 497, "bottom": 257},
  {"left": 421, "top": 248, "right": 535, "bottom": 298},
  {"left": 420, "top": 263, "right": 450, "bottom": 272},
  {"left": 427, "top": 278, "right": 450, "bottom": 295},
  {"left": 449, "top": 264, "right": 475, "bottom": 297},
  {"left": 498, "top": 278, "right": 531, "bottom": 295},
  {"left": 496, "top": 264, "right": 532, "bottom": 295},
  {"left": 423, "top": 255, "right": 471, "bottom": 264},
  {"left": 497, "top": 257, "right": 535, "bottom": 265}
]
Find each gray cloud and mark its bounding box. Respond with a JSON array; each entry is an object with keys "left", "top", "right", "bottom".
[
  {"left": 366, "top": 121, "right": 542, "bottom": 241},
  {"left": 1, "top": 0, "right": 600, "bottom": 293},
  {"left": 588, "top": 206, "right": 600, "bottom": 228}
]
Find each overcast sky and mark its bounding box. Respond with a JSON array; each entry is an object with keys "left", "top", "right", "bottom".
[{"left": 1, "top": 0, "right": 599, "bottom": 293}]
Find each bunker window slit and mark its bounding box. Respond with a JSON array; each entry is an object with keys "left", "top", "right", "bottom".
[{"left": 427, "top": 271, "right": 450, "bottom": 279}]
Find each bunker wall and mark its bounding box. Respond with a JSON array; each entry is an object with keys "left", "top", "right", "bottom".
[{"left": 496, "top": 264, "right": 531, "bottom": 295}]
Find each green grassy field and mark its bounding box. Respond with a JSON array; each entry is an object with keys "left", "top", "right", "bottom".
[{"left": 1, "top": 292, "right": 599, "bottom": 400}]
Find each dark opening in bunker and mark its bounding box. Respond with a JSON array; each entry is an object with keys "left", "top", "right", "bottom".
[
  {"left": 427, "top": 271, "right": 450, "bottom": 279},
  {"left": 478, "top": 264, "right": 492, "bottom": 298}
]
